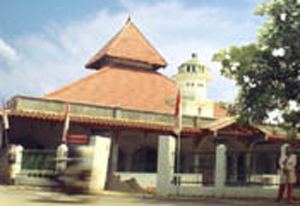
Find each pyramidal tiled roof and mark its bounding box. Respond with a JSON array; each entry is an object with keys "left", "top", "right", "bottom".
[
  {"left": 44, "top": 66, "right": 177, "bottom": 114},
  {"left": 85, "top": 18, "right": 167, "bottom": 70}
]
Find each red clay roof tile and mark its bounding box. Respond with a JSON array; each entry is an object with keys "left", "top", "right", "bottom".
[
  {"left": 44, "top": 65, "right": 177, "bottom": 114},
  {"left": 85, "top": 19, "right": 167, "bottom": 70},
  {"left": 214, "top": 104, "right": 228, "bottom": 118}
]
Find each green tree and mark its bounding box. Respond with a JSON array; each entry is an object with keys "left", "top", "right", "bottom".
[{"left": 213, "top": 0, "right": 300, "bottom": 132}]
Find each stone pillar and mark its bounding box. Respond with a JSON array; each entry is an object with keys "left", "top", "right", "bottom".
[
  {"left": 55, "top": 143, "right": 68, "bottom": 173},
  {"left": 232, "top": 155, "right": 237, "bottom": 183},
  {"left": 109, "top": 137, "right": 119, "bottom": 173},
  {"left": 156, "top": 135, "right": 176, "bottom": 197},
  {"left": 194, "top": 154, "right": 200, "bottom": 173},
  {"left": 271, "top": 153, "right": 277, "bottom": 173},
  {"left": 124, "top": 152, "right": 133, "bottom": 172},
  {"left": 245, "top": 152, "right": 251, "bottom": 182},
  {"left": 89, "top": 135, "right": 111, "bottom": 193},
  {"left": 252, "top": 153, "right": 257, "bottom": 175},
  {"left": 215, "top": 144, "right": 227, "bottom": 192}
]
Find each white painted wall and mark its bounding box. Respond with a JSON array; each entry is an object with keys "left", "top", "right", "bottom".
[{"left": 166, "top": 185, "right": 300, "bottom": 198}]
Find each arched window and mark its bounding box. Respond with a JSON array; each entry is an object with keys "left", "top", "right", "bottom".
[
  {"left": 132, "top": 147, "right": 157, "bottom": 172},
  {"left": 192, "top": 66, "right": 196, "bottom": 72},
  {"left": 186, "top": 65, "right": 191, "bottom": 72}
]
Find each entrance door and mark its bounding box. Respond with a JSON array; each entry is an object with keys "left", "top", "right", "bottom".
[
  {"left": 237, "top": 153, "right": 246, "bottom": 184},
  {"left": 226, "top": 152, "right": 246, "bottom": 185}
]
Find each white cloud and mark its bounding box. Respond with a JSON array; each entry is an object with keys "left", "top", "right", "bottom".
[
  {"left": 0, "top": 39, "right": 20, "bottom": 65},
  {"left": 0, "top": 0, "right": 261, "bottom": 102}
]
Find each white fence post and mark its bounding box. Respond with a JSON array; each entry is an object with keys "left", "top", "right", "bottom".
[
  {"left": 156, "top": 135, "right": 176, "bottom": 197},
  {"left": 15, "top": 145, "right": 23, "bottom": 175},
  {"left": 55, "top": 143, "right": 68, "bottom": 173},
  {"left": 215, "top": 144, "right": 227, "bottom": 196},
  {"left": 8, "top": 144, "right": 23, "bottom": 184},
  {"left": 89, "top": 135, "right": 111, "bottom": 193}
]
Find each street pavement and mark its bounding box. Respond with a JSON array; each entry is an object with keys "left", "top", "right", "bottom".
[{"left": 0, "top": 185, "right": 299, "bottom": 206}]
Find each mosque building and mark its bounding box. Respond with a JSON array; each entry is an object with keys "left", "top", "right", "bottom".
[{"left": 0, "top": 18, "right": 297, "bottom": 188}]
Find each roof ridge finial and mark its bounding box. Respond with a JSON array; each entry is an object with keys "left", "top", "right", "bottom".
[{"left": 126, "top": 15, "right": 132, "bottom": 24}]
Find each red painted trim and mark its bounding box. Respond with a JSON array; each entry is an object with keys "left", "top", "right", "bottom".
[{"left": 67, "top": 134, "right": 88, "bottom": 144}]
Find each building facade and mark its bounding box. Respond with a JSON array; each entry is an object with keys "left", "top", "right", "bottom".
[{"left": 0, "top": 18, "right": 299, "bottom": 190}]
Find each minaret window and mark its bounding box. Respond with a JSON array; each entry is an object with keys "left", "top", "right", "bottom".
[
  {"left": 192, "top": 66, "right": 196, "bottom": 72},
  {"left": 187, "top": 65, "right": 191, "bottom": 72}
]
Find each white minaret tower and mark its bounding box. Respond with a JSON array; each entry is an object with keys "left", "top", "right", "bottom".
[{"left": 173, "top": 53, "right": 213, "bottom": 117}]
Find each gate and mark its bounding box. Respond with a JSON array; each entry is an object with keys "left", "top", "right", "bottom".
[
  {"left": 226, "top": 151, "right": 247, "bottom": 186},
  {"left": 22, "top": 149, "right": 56, "bottom": 171},
  {"left": 19, "top": 149, "right": 57, "bottom": 185},
  {"left": 173, "top": 152, "right": 215, "bottom": 186}
]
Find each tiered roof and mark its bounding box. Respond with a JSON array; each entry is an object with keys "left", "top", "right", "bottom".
[
  {"left": 44, "top": 18, "right": 227, "bottom": 118},
  {"left": 44, "top": 66, "right": 176, "bottom": 114},
  {"left": 44, "top": 18, "right": 175, "bottom": 114},
  {"left": 85, "top": 18, "right": 167, "bottom": 70}
]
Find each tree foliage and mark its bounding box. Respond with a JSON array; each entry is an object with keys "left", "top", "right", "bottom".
[{"left": 213, "top": 0, "right": 300, "bottom": 131}]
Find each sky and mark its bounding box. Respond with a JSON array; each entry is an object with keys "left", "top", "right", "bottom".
[{"left": 0, "top": 0, "right": 265, "bottom": 102}]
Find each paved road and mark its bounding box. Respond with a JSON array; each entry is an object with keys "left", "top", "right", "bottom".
[{"left": 0, "top": 186, "right": 298, "bottom": 206}]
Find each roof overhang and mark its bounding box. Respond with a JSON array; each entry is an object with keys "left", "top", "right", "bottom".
[
  {"left": 201, "top": 116, "right": 300, "bottom": 142},
  {"left": 7, "top": 95, "right": 214, "bottom": 136}
]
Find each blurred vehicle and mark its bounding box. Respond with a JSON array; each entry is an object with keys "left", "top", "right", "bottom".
[{"left": 52, "top": 145, "right": 93, "bottom": 195}]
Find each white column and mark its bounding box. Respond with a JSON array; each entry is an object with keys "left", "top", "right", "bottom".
[
  {"left": 156, "top": 135, "right": 176, "bottom": 197},
  {"left": 55, "top": 143, "right": 68, "bottom": 173},
  {"left": 89, "top": 135, "right": 111, "bottom": 193},
  {"left": 215, "top": 144, "right": 227, "bottom": 193}
]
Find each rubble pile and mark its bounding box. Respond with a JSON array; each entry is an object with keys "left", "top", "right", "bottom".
[{"left": 105, "top": 174, "right": 146, "bottom": 193}]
